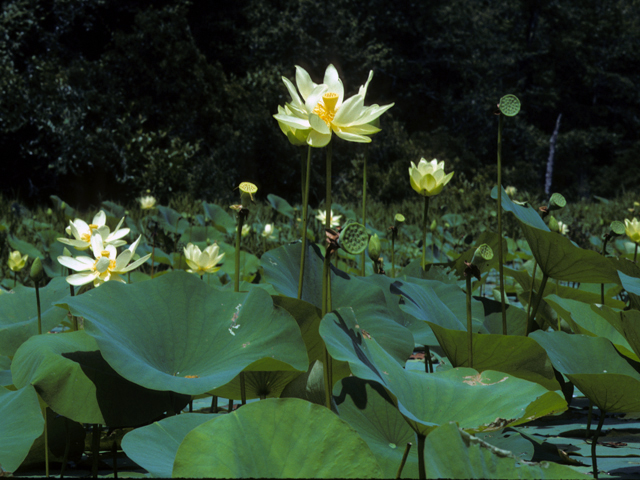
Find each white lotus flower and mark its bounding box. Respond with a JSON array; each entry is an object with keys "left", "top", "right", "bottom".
[
  {"left": 58, "top": 233, "right": 150, "bottom": 287},
  {"left": 183, "top": 243, "right": 225, "bottom": 275},
  {"left": 58, "top": 210, "right": 129, "bottom": 250},
  {"left": 274, "top": 64, "right": 393, "bottom": 148},
  {"left": 315, "top": 210, "right": 341, "bottom": 228}
]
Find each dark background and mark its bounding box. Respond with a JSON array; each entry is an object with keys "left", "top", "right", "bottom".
[{"left": 1, "top": 0, "right": 638, "bottom": 208}]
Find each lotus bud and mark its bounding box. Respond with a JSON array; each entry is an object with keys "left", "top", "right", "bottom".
[
  {"left": 430, "top": 219, "right": 437, "bottom": 232},
  {"left": 30, "top": 257, "right": 44, "bottom": 282},
  {"left": 547, "top": 193, "right": 566, "bottom": 212},
  {"left": 368, "top": 234, "right": 382, "bottom": 263},
  {"left": 548, "top": 216, "right": 560, "bottom": 233}
]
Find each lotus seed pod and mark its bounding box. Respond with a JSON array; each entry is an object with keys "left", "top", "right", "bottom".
[
  {"left": 368, "top": 234, "right": 382, "bottom": 262},
  {"left": 548, "top": 193, "right": 566, "bottom": 212},
  {"left": 339, "top": 223, "right": 368, "bottom": 255},
  {"left": 239, "top": 182, "right": 258, "bottom": 208},
  {"left": 471, "top": 244, "right": 494, "bottom": 267},
  {"left": 498, "top": 94, "right": 521, "bottom": 116},
  {"left": 30, "top": 257, "right": 44, "bottom": 282},
  {"left": 610, "top": 221, "right": 625, "bottom": 237},
  {"left": 394, "top": 213, "right": 405, "bottom": 229},
  {"left": 548, "top": 216, "right": 560, "bottom": 233}
]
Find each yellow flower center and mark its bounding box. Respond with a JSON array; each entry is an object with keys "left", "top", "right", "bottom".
[
  {"left": 81, "top": 224, "right": 99, "bottom": 243},
  {"left": 313, "top": 92, "right": 339, "bottom": 126},
  {"left": 101, "top": 250, "right": 110, "bottom": 257}
]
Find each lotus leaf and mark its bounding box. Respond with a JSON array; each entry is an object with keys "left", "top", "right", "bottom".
[
  {"left": 423, "top": 422, "right": 590, "bottom": 479},
  {"left": 0, "top": 277, "right": 70, "bottom": 357},
  {"left": 321, "top": 307, "right": 566, "bottom": 436},
  {"left": 427, "top": 322, "right": 560, "bottom": 391},
  {"left": 172, "top": 398, "right": 384, "bottom": 478},
  {"left": 0, "top": 355, "right": 11, "bottom": 387},
  {"left": 545, "top": 295, "right": 638, "bottom": 361},
  {"left": 0, "top": 385, "right": 44, "bottom": 472},
  {"left": 60, "top": 271, "right": 308, "bottom": 395},
  {"left": 11, "top": 330, "right": 190, "bottom": 425},
  {"left": 121, "top": 413, "right": 218, "bottom": 478},
  {"left": 267, "top": 193, "right": 296, "bottom": 219},
  {"left": 202, "top": 201, "right": 236, "bottom": 234},
  {"left": 531, "top": 331, "right": 640, "bottom": 412}
]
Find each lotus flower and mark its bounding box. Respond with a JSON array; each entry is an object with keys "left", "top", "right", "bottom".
[
  {"left": 625, "top": 218, "right": 640, "bottom": 243},
  {"left": 58, "top": 210, "right": 129, "bottom": 250},
  {"left": 139, "top": 195, "right": 157, "bottom": 210},
  {"left": 315, "top": 210, "right": 341, "bottom": 228},
  {"left": 409, "top": 158, "right": 454, "bottom": 197},
  {"left": 184, "top": 243, "right": 225, "bottom": 275},
  {"left": 8, "top": 250, "right": 28, "bottom": 272},
  {"left": 274, "top": 64, "right": 393, "bottom": 148},
  {"left": 58, "top": 233, "right": 150, "bottom": 287}
]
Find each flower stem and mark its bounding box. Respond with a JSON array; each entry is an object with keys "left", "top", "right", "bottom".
[
  {"left": 634, "top": 243, "right": 638, "bottom": 263},
  {"left": 466, "top": 273, "right": 473, "bottom": 368},
  {"left": 298, "top": 146, "right": 312, "bottom": 300},
  {"left": 526, "top": 272, "right": 549, "bottom": 336},
  {"left": 421, "top": 196, "right": 430, "bottom": 270},
  {"left": 35, "top": 279, "right": 42, "bottom": 335},
  {"left": 525, "top": 261, "right": 538, "bottom": 330},
  {"left": 322, "top": 143, "right": 333, "bottom": 410},
  {"left": 235, "top": 213, "right": 243, "bottom": 293},
  {"left": 391, "top": 236, "right": 396, "bottom": 279},
  {"left": 395, "top": 442, "right": 412, "bottom": 479},
  {"left": 497, "top": 114, "right": 507, "bottom": 335},
  {"left": 360, "top": 147, "right": 368, "bottom": 277}
]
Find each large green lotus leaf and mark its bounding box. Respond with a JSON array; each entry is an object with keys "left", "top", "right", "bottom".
[
  {"left": 262, "top": 242, "right": 414, "bottom": 363},
  {"left": 0, "top": 385, "right": 44, "bottom": 472},
  {"left": 490, "top": 185, "right": 549, "bottom": 230},
  {"left": 333, "top": 377, "right": 420, "bottom": 479},
  {"left": 544, "top": 295, "right": 638, "bottom": 361},
  {"left": 519, "top": 224, "right": 618, "bottom": 284},
  {"left": 530, "top": 331, "right": 640, "bottom": 412},
  {"left": 121, "top": 413, "right": 218, "bottom": 478},
  {"left": 596, "top": 305, "right": 640, "bottom": 361},
  {"left": 424, "top": 422, "right": 591, "bottom": 479},
  {"left": 60, "top": 271, "right": 308, "bottom": 396},
  {"left": 202, "top": 201, "right": 236, "bottom": 235},
  {"left": 393, "top": 277, "right": 487, "bottom": 333},
  {"left": 427, "top": 322, "right": 560, "bottom": 391},
  {"left": 11, "top": 330, "right": 190, "bottom": 425},
  {"left": 153, "top": 205, "right": 190, "bottom": 234},
  {"left": 358, "top": 275, "right": 435, "bottom": 345},
  {"left": 7, "top": 233, "right": 44, "bottom": 260},
  {"left": 216, "top": 241, "right": 261, "bottom": 281},
  {"left": 208, "top": 295, "right": 349, "bottom": 400},
  {"left": 619, "top": 269, "right": 640, "bottom": 309},
  {"left": 506, "top": 266, "right": 626, "bottom": 309},
  {"left": 0, "top": 277, "right": 70, "bottom": 357},
  {"left": 172, "top": 398, "right": 384, "bottom": 478},
  {"left": 321, "top": 308, "right": 566, "bottom": 436},
  {"left": 178, "top": 225, "right": 226, "bottom": 246}
]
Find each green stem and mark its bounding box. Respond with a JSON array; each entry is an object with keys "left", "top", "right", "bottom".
[
  {"left": 360, "top": 147, "right": 368, "bottom": 277},
  {"left": 210, "top": 395, "right": 218, "bottom": 413},
  {"left": 391, "top": 236, "right": 396, "bottom": 279},
  {"left": 586, "top": 399, "right": 593, "bottom": 439},
  {"left": 526, "top": 272, "right": 549, "bottom": 336},
  {"left": 235, "top": 214, "right": 243, "bottom": 293},
  {"left": 298, "top": 146, "right": 312, "bottom": 300},
  {"left": 634, "top": 243, "right": 638, "bottom": 264},
  {"left": 466, "top": 273, "right": 473, "bottom": 368},
  {"left": 240, "top": 371, "right": 246, "bottom": 405},
  {"left": 591, "top": 409, "right": 606, "bottom": 480},
  {"left": 525, "top": 261, "right": 538, "bottom": 329},
  {"left": 395, "top": 442, "right": 412, "bottom": 479},
  {"left": 417, "top": 432, "right": 426, "bottom": 480},
  {"left": 35, "top": 279, "right": 42, "bottom": 335},
  {"left": 421, "top": 196, "right": 430, "bottom": 270},
  {"left": 300, "top": 147, "right": 307, "bottom": 207},
  {"left": 424, "top": 346, "right": 433, "bottom": 373},
  {"left": 601, "top": 283, "right": 605, "bottom": 306},
  {"left": 322, "top": 143, "right": 333, "bottom": 410},
  {"left": 497, "top": 114, "right": 507, "bottom": 335}
]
